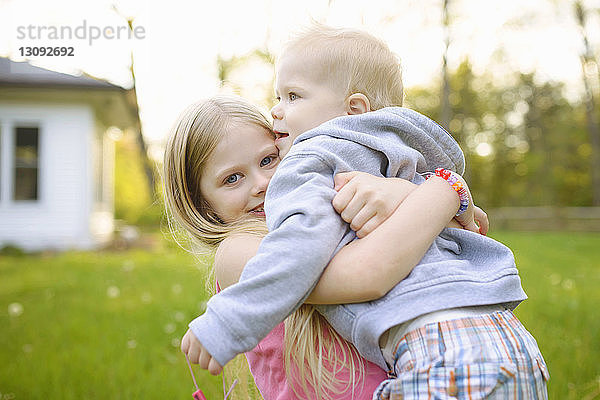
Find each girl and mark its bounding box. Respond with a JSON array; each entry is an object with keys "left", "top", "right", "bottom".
[{"left": 164, "top": 95, "right": 479, "bottom": 399}]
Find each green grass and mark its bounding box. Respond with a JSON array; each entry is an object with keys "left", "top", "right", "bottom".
[
  {"left": 491, "top": 231, "right": 600, "bottom": 399},
  {"left": 0, "top": 243, "right": 224, "bottom": 399},
  {"left": 0, "top": 231, "right": 599, "bottom": 399}
]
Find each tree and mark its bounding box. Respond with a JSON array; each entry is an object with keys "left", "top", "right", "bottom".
[
  {"left": 112, "top": 5, "right": 157, "bottom": 198},
  {"left": 407, "top": 62, "right": 592, "bottom": 208},
  {"left": 216, "top": 49, "right": 276, "bottom": 111},
  {"left": 440, "top": 0, "right": 452, "bottom": 130},
  {"left": 574, "top": 0, "right": 600, "bottom": 205}
]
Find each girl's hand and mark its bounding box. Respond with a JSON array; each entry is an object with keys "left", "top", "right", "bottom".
[
  {"left": 332, "top": 171, "right": 417, "bottom": 238},
  {"left": 445, "top": 172, "right": 488, "bottom": 235},
  {"left": 472, "top": 205, "right": 489, "bottom": 235},
  {"left": 181, "top": 329, "right": 223, "bottom": 376}
]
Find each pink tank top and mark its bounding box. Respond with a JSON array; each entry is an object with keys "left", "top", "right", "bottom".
[
  {"left": 217, "top": 282, "right": 387, "bottom": 399},
  {"left": 245, "top": 321, "right": 387, "bottom": 400}
]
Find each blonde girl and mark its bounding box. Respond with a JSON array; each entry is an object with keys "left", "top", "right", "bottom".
[{"left": 165, "top": 95, "right": 473, "bottom": 399}]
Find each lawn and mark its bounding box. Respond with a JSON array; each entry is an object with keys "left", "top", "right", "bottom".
[
  {"left": 0, "top": 231, "right": 598, "bottom": 399},
  {"left": 0, "top": 240, "right": 224, "bottom": 399},
  {"left": 493, "top": 231, "right": 600, "bottom": 399}
]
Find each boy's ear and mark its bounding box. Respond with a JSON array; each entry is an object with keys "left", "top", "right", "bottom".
[{"left": 345, "top": 93, "right": 370, "bottom": 115}]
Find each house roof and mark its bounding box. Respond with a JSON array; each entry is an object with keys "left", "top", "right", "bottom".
[
  {"left": 0, "top": 57, "right": 123, "bottom": 89},
  {"left": 0, "top": 57, "right": 140, "bottom": 130}
]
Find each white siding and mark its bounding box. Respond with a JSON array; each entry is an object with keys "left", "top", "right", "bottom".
[{"left": 0, "top": 103, "right": 95, "bottom": 250}]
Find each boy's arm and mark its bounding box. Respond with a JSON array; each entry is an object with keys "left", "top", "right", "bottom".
[{"left": 187, "top": 153, "right": 348, "bottom": 368}]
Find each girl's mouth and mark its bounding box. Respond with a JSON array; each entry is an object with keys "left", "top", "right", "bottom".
[{"left": 249, "top": 204, "right": 265, "bottom": 216}]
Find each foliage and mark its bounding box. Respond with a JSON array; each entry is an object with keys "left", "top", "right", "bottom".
[
  {"left": 406, "top": 59, "right": 596, "bottom": 208},
  {"left": 0, "top": 232, "right": 598, "bottom": 399},
  {"left": 114, "top": 130, "right": 162, "bottom": 226},
  {"left": 217, "top": 49, "right": 277, "bottom": 112},
  {"left": 0, "top": 244, "right": 26, "bottom": 257}
]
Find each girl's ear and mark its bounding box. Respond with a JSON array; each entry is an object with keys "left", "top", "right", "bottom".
[{"left": 345, "top": 93, "right": 370, "bottom": 115}]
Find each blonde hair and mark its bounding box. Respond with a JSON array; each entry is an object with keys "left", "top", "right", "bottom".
[
  {"left": 163, "top": 95, "right": 366, "bottom": 399},
  {"left": 282, "top": 24, "right": 404, "bottom": 110},
  {"left": 284, "top": 307, "right": 366, "bottom": 399}
]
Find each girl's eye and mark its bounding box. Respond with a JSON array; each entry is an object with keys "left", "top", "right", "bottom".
[
  {"left": 260, "top": 156, "right": 274, "bottom": 167},
  {"left": 288, "top": 92, "right": 298, "bottom": 101},
  {"left": 225, "top": 173, "right": 242, "bottom": 185}
]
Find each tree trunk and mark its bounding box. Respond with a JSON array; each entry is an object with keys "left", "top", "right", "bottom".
[
  {"left": 575, "top": 1, "right": 600, "bottom": 205},
  {"left": 441, "top": 0, "right": 452, "bottom": 130},
  {"left": 126, "top": 18, "right": 156, "bottom": 197}
]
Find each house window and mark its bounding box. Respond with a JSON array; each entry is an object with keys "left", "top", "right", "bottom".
[{"left": 14, "top": 127, "right": 39, "bottom": 201}]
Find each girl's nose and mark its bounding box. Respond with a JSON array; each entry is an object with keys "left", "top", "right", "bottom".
[{"left": 252, "top": 173, "right": 270, "bottom": 195}]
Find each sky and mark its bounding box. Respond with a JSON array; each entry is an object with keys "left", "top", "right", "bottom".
[{"left": 1, "top": 0, "right": 599, "bottom": 159}]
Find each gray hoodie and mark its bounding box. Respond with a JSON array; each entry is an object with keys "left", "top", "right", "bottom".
[{"left": 189, "top": 107, "right": 527, "bottom": 370}]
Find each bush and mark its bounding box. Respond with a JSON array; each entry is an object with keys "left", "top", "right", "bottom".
[{"left": 0, "top": 243, "right": 26, "bottom": 256}]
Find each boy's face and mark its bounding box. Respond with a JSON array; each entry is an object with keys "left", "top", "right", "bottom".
[{"left": 271, "top": 51, "right": 348, "bottom": 156}]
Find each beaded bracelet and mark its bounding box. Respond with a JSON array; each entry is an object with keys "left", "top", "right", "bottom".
[{"left": 424, "top": 168, "right": 470, "bottom": 216}]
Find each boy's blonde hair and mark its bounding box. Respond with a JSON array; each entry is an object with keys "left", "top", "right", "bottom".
[
  {"left": 282, "top": 24, "right": 404, "bottom": 110},
  {"left": 163, "top": 94, "right": 365, "bottom": 399}
]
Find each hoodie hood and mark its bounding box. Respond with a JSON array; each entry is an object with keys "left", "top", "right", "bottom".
[{"left": 294, "top": 107, "right": 465, "bottom": 176}]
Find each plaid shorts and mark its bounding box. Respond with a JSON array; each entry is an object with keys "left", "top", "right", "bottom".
[{"left": 373, "top": 309, "right": 549, "bottom": 399}]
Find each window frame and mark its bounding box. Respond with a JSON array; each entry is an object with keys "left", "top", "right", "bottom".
[
  {"left": 0, "top": 119, "right": 43, "bottom": 207},
  {"left": 13, "top": 125, "right": 41, "bottom": 202}
]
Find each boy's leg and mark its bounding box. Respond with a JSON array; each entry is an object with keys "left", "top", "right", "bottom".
[{"left": 372, "top": 310, "right": 549, "bottom": 399}]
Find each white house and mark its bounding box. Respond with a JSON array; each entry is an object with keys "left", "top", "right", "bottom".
[{"left": 0, "top": 57, "right": 140, "bottom": 251}]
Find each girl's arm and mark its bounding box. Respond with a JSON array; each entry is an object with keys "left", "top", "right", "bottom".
[
  {"left": 306, "top": 174, "right": 462, "bottom": 304},
  {"left": 213, "top": 233, "right": 263, "bottom": 290},
  {"left": 215, "top": 175, "right": 464, "bottom": 303}
]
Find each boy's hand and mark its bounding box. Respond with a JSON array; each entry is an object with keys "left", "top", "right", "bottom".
[
  {"left": 181, "top": 329, "right": 223, "bottom": 376},
  {"left": 333, "top": 171, "right": 417, "bottom": 238}
]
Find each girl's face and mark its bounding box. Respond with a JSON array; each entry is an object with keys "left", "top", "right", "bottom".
[{"left": 199, "top": 123, "right": 280, "bottom": 223}]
